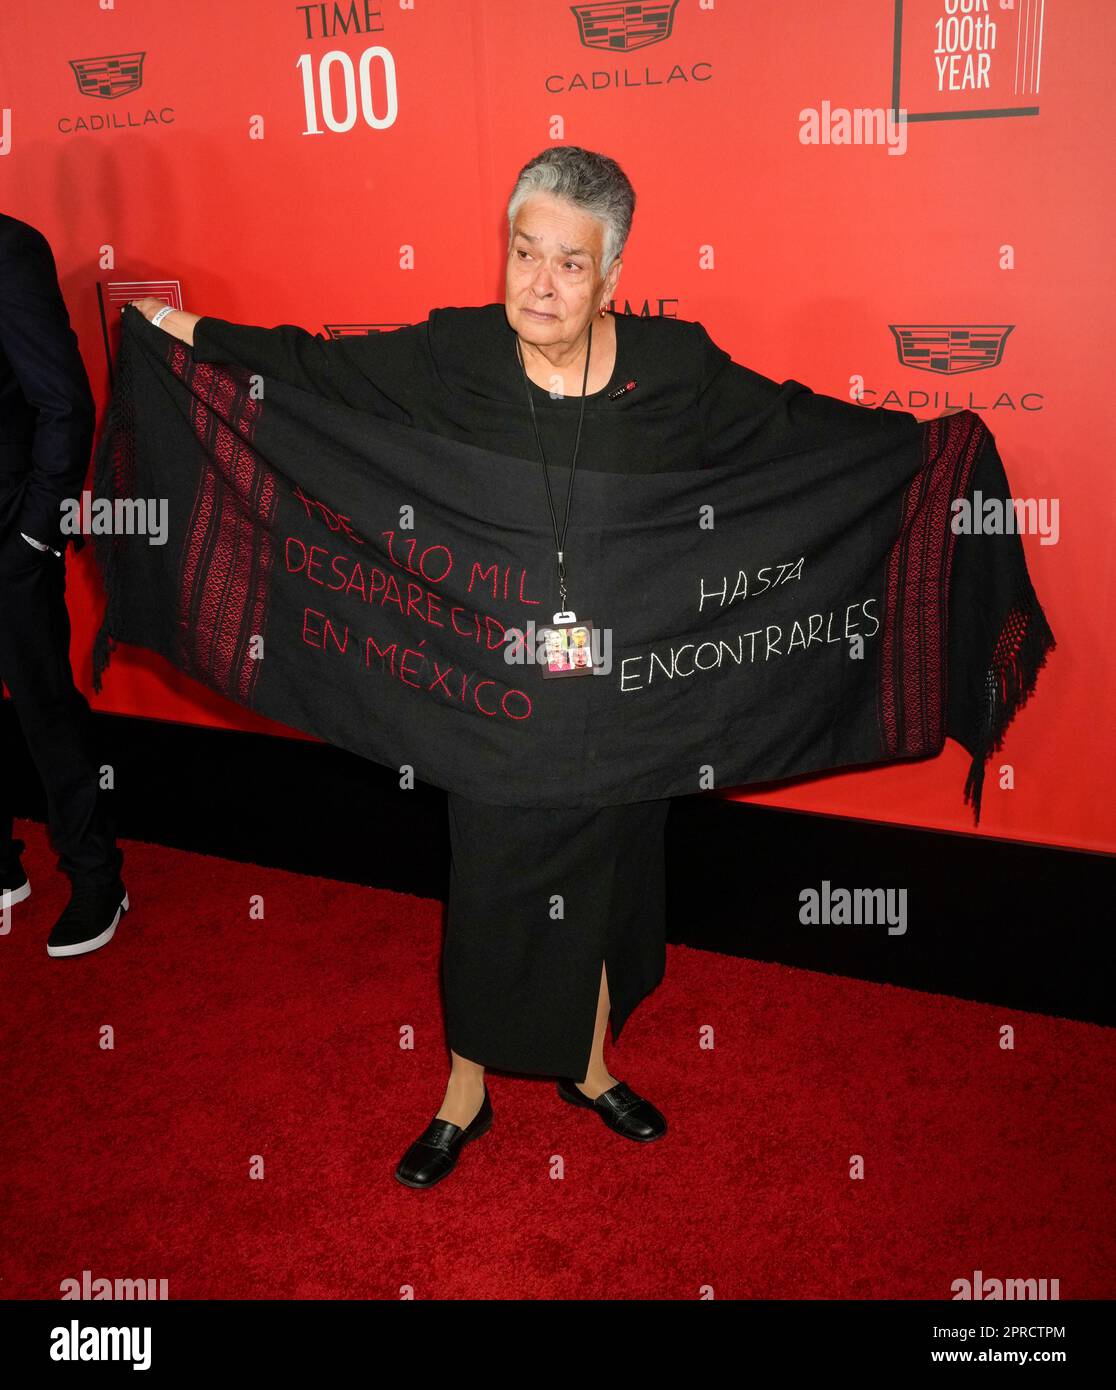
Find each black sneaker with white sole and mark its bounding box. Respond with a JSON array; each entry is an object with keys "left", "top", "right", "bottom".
[
  {"left": 0, "top": 838, "right": 31, "bottom": 913},
  {"left": 47, "top": 881, "right": 130, "bottom": 958}
]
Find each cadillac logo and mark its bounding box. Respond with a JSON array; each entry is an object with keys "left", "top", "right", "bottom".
[
  {"left": 571, "top": 1, "right": 678, "bottom": 53},
  {"left": 69, "top": 52, "right": 146, "bottom": 100},
  {"left": 889, "top": 324, "right": 1014, "bottom": 375}
]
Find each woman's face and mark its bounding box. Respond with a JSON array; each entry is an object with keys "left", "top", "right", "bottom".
[{"left": 505, "top": 192, "right": 620, "bottom": 350}]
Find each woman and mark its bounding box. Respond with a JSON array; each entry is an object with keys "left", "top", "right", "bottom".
[{"left": 130, "top": 145, "right": 921, "bottom": 1189}]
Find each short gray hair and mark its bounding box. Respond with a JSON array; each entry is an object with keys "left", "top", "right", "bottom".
[{"left": 506, "top": 146, "right": 636, "bottom": 277}]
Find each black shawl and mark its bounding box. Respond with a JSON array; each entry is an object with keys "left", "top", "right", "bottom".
[{"left": 91, "top": 307, "right": 1056, "bottom": 822}]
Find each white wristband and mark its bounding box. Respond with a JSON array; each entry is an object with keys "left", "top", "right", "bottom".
[{"left": 151, "top": 305, "right": 176, "bottom": 329}]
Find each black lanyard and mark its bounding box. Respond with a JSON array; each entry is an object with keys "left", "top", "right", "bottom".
[{"left": 516, "top": 318, "right": 592, "bottom": 613}]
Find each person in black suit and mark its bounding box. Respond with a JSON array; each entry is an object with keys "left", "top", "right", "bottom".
[{"left": 0, "top": 213, "right": 127, "bottom": 956}]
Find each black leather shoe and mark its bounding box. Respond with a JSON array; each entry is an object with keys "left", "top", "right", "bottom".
[
  {"left": 47, "top": 881, "right": 129, "bottom": 958},
  {"left": 394, "top": 1086, "right": 493, "bottom": 1189},
  {"left": 556, "top": 1076, "right": 667, "bottom": 1142}
]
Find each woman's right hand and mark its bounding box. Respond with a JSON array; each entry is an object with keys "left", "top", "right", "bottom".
[{"left": 127, "top": 297, "right": 201, "bottom": 348}]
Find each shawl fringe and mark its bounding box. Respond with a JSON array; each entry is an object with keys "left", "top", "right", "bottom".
[
  {"left": 963, "top": 580, "right": 1057, "bottom": 824},
  {"left": 90, "top": 315, "right": 136, "bottom": 694}
]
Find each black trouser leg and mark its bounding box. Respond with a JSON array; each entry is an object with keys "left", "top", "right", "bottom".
[
  {"left": 0, "top": 792, "right": 13, "bottom": 873},
  {"left": 0, "top": 531, "right": 122, "bottom": 888}
]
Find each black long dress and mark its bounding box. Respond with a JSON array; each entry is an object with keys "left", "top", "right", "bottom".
[{"left": 191, "top": 303, "right": 888, "bottom": 1078}]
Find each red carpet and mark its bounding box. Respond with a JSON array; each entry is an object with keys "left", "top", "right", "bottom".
[{"left": 3, "top": 819, "right": 1113, "bottom": 1300}]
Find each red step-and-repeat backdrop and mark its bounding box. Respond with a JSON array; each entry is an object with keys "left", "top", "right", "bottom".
[{"left": 3, "top": 1, "right": 1112, "bottom": 853}]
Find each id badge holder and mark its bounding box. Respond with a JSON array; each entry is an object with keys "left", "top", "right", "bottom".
[{"left": 538, "top": 610, "right": 596, "bottom": 678}]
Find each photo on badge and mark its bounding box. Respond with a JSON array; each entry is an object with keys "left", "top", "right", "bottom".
[{"left": 537, "top": 619, "right": 596, "bottom": 678}]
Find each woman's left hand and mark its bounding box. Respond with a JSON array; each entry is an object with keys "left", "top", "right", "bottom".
[{"left": 127, "top": 297, "right": 171, "bottom": 322}]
